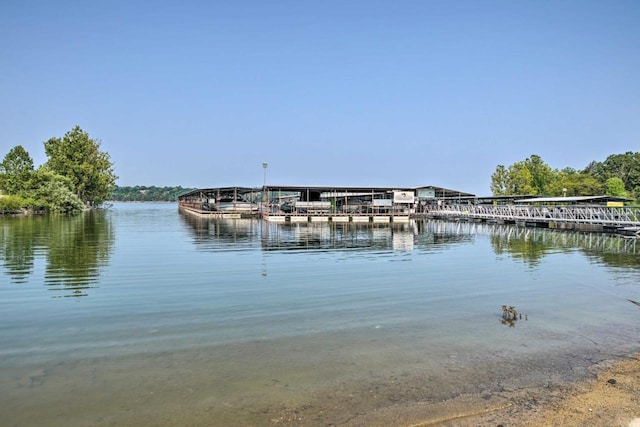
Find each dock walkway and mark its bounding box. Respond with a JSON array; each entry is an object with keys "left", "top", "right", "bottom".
[{"left": 422, "top": 204, "right": 640, "bottom": 231}]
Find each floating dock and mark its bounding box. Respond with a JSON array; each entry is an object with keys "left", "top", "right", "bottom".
[
  {"left": 178, "top": 185, "right": 470, "bottom": 223},
  {"left": 178, "top": 187, "right": 640, "bottom": 233},
  {"left": 423, "top": 204, "right": 640, "bottom": 232}
]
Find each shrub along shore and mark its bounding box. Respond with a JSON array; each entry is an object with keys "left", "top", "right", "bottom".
[{"left": 0, "top": 126, "right": 117, "bottom": 214}]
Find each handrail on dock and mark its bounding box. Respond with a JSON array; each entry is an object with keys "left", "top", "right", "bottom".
[{"left": 423, "top": 204, "right": 640, "bottom": 227}]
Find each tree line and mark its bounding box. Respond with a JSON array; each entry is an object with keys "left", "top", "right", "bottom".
[
  {"left": 0, "top": 126, "right": 117, "bottom": 213},
  {"left": 491, "top": 152, "right": 640, "bottom": 201},
  {"left": 110, "top": 186, "right": 195, "bottom": 202}
]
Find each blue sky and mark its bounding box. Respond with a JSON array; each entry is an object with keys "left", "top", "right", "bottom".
[{"left": 1, "top": 0, "right": 638, "bottom": 195}]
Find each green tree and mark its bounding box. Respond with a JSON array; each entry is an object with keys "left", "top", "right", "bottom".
[
  {"left": 490, "top": 155, "right": 553, "bottom": 196},
  {"left": 584, "top": 152, "right": 640, "bottom": 198},
  {"left": 490, "top": 165, "right": 509, "bottom": 196},
  {"left": 605, "top": 177, "right": 628, "bottom": 197},
  {"left": 0, "top": 195, "right": 29, "bottom": 213},
  {"left": 508, "top": 161, "right": 536, "bottom": 195},
  {"left": 546, "top": 168, "right": 603, "bottom": 196},
  {"left": 523, "top": 154, "right": 554, "bottom": 195},
  {"left": 30, "top": 168, "right": 85, "bottom": 213},
  {"left": 0, "top": 145, "right": 35, "bottom": 196},
  {"left": 44, "top": 126, "right": 118, "bottom": 206}
]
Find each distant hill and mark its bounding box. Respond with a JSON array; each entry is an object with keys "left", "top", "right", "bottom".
[{"left": 110, "top": 186, "right": 196, "bottom": 202}]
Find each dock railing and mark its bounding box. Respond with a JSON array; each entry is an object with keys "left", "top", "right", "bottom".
[{"left": 423, "top": 204, "right": 640, "bottom": 227}]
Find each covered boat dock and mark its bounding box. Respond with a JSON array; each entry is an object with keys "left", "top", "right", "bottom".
[{"left": 178, "top": 185, "right": 474, "bottom": 222}]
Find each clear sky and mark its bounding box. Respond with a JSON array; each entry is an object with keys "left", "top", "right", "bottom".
[{"left": 1, "top": 0, "right": 638, "bottom": 195}]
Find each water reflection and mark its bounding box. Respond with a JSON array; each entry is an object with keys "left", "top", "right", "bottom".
[
  {"left": 179, "top": 214, "right": 475, "bottom": 253},
  {"left": 179, "top": 213, "right": 640, "bottom": 271},
  {"left": 0, "top": 216, "right": 43, "bottom": 284},
  {"left": 179, "top": 213, "right": 261, "bottom": 251},
  {"left": 0, "top": 211, "right": 114, "bottom": 296},
  {"left": 486, "top": 224, "right": 640, "bottom": 268},
  {"left": 264, "top": 222, "right": 406, "bottom": 251}
]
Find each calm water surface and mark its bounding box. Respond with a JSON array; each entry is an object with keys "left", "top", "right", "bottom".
[{"left": 1, "top": 203, "right": 640, "bottom": 426}]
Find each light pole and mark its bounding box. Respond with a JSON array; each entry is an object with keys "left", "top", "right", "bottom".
[
  {"left": 262, "top": 162, "right": 268, "bottom": 214},
  {"left": 562, "top": 188, "right": 567, "bottom": 198},
  {"left": 262, "top": 162, "right": 268, "bottom": 187}
]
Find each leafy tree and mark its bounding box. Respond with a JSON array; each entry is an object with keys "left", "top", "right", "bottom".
[
  {"left": 602, "top": 152, "right": 640, "bottom": 191},
  {"left": 508, "top": 161, "right": 536, "bottom": 195},
  {"left": 523, "top": 155, "right": 554, "bottom": 195},
  {"left": 30, "top": 168, "right": 85, "bottom": 213},
  {"left": 491, "top": 153, "right": 620, "bottom": 196},
  {"left": 490, "top": 155, "right": 553, "bottom": 195},
  {"left": 44, "top": 126, "right": 117, "bottom": 206},
  {"left": 490, "top": 165, "right": 509, "bottom": 196},
  {"left": 0, "top": 145, "right": 35, "bottom": 196},
  {"left": 0, "top": 195, "right": 29, "bottom": 213},
  {"left": 584, "top": 152, "right": 640, "bottom": 198},
  {"left": 605, "top": 177, "right": 628, "bottom": 197},
  {"left": 546, "top": 168, "right": 603, "bottom": 196}
]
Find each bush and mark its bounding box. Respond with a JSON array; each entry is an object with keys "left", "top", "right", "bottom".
[
  {"left": 0, "top": 195, "right": 28, "bottom": 213},
  {"left": 32, "top": 180, "right": 85, "bottom": 213}
]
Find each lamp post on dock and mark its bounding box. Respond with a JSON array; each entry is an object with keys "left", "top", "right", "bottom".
[
  {"left": 262, "top": 162, "right": 268, "bottom": 215},
  {"left": 262, "top": 162, "right": 268, "bottom": 187}
]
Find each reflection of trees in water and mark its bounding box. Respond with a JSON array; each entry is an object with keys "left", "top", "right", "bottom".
[
  {"left": 45, "top": 211, "right": 114, "bottom": 295},
  {"left": 0, "top": 211, "right": 114, "bottom": 296},
  {"left": 0, "top": 216, "right": 44, "bottom": 284},
  {"left": 486, "top": 224, "right": 640, "bottom": 269},
  {"left": 594, "top": 252, "right": 640, "bottom": 269},
  {"left": 490, "top": 232, "right": 552, "bottom": 266}
]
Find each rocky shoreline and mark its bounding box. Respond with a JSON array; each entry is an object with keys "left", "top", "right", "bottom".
[{"left": 385, "top": 354, "right": 640, "bottom": 427}]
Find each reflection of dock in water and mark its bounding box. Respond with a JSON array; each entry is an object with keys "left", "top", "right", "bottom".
[
  {"left": 179, "top": 212, "right": 475, "bottom": 253},
  {"left": 486, "top": 223, "right": 640, "bottom": 256},
  {"left": 178, "top": 210, "right": 640, "bottom": 268},
  {"left": 261, "top": 222, "right": 419, "bottom": 252},
  {"left": 179, "top": 210, "right": 261, "bottom": 250}
]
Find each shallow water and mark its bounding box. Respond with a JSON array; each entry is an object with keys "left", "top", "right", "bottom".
[{"left": 1, "top": 203, "right": 640, "bottom": 426}]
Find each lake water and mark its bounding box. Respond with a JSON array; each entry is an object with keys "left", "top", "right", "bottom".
[{"left": 1, "top": 203, "right": 640, "bottom": 426}]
